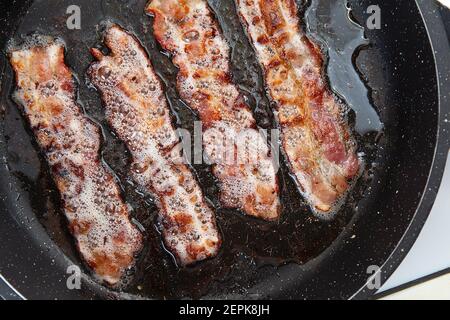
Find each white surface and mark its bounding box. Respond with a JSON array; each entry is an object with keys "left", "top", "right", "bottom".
[
  {"left": 438, "top": 0, "right": 450, "bottom": 9},
  {"left": 381, "top": 273, "right": 450, "bottom": 300},
  {"left": 379, "top": 152, "right": 450, "bottom": 292}
]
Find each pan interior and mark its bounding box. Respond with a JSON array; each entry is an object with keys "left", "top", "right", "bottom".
[{"left": 0, "top": 0, "right": 438, "bottom": 299}]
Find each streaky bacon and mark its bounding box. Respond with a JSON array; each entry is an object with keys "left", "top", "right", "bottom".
[
  {"left": 9, "top": 40, "right": 143, "bottom": 286},
  {"left": 236, "top": 0, "right": 360, "bottom": 212},
  {"left": 88, "top": 24, "right": 221, "bottom": 266},
  {"left": 147, "top": 0, "right": 281, "bottom": 221}
]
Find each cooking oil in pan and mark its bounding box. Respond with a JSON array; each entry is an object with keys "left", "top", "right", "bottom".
[
  {"left": 305, "top": 0, "right": 383, "bottom": 135},
  {"left": 0, "top": 0, "right": 382, "bottom": 299}
]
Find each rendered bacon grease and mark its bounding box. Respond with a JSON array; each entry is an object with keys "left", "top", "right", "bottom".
[
  {"left": 9, "top": 39, "right": 143, "bottom": 286},
  {"left": 147, "top": 0, "right": 281, "bottom": 221},
  {"left": 236, "top": 0, "right": 361, "bottom": 213},
  {"left": 88, "top": 25, "right": 221, "bottom": 266}
]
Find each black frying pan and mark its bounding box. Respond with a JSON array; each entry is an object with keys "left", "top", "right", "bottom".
[{"left": 0, "top": 0, "right": 449, "bottom": 300}]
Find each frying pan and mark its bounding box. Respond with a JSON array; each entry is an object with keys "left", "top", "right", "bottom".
[{"left": 0, "top": 0, "right": 449, "bottom": 300}]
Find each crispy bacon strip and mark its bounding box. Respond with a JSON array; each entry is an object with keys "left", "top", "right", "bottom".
[
  {"left": 236, "top": 0, "right": 360, "bottom": 212},
  {"left": 146, "top": 0, "right": 281, "bottom": 221},
  {"left": 9, "top": 40, "right": 143, "bottom": 285},
  {"left": 88, "top": 25, "right": 221, "bottom": 266}
]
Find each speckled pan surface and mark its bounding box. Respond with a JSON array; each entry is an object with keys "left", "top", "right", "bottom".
[{"left": 0, "top": 0, "right": 449, "bottom": 300}]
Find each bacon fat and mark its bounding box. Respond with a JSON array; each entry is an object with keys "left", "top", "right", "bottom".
[
  {"left": 147, "top": 0, "right": 281, "bottom": 221},
  {"left": 9, "top": 40, "right": 143, "bottom": 285},
  {"left": 236, "top": 0, "right": 360, "bottom": 212},
  {"left": 88, "top": 25, "right": 221, "bottom": 266}
]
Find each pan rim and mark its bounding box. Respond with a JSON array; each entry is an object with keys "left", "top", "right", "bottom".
[{"left": 350, "top": 0, "right": 450, "bottom": 300}]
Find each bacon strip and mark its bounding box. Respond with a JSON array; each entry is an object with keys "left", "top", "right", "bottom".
[
  {"left": 236, "top": 0, "right": 360, "bottom": 212},
  {"left": 146, "top": 0, "right": 281, "bottom": 221},
  {"left": 9, "top": 40, "right": 143, "bottom": 286},
  {"left": 88, "top": 25, "right": 221, "bottom": 266}
]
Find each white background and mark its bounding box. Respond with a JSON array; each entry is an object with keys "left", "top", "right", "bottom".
[{"left": 438, "top": 0, "right": 450, "bottom": 8}]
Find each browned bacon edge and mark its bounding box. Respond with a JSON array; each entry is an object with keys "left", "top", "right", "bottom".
[
  {"left": 236, "top": 0, "right": 361, "bottom": 213},
  {"left": 146, "top": 0, "right": 281, "bottom": 221},
  {"left": 87, "top": 24, "right": 221, "bottom": 266},
  {"left": 9, "top": 38, "right": 143, "bottom": 286}
]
